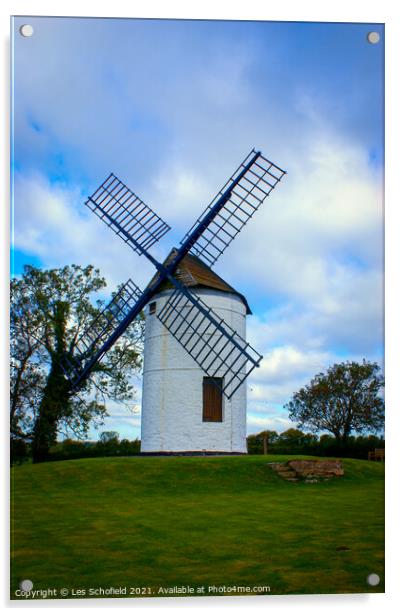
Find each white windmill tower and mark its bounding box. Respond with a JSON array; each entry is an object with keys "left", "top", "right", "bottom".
[
  {"left": 61, "top": 150, "right": 286, "bottom": 454},
  {"left": 140, "top": 250, "right": 252, "bottom": 454}
]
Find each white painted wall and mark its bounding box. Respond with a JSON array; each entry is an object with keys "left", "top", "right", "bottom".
[{"left": 140, "top": 288, "right": 247, "bottom": 453}]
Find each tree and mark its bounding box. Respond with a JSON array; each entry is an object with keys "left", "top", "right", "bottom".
[
  {"left": 284, "top": 360, "right": 384, "bottom": 445},
  {"left": 278, "top": 428, "right": 315, "bottom": 448},
  {"left": 99, "top": 431, "right": 120, "bottom": 443},
  {"left": 246, "top": 430, "right": 279, "bottom": 454},
  {"left": 278, "top": 428, "right": 305, "bottom": 444},
  {"left": 10, "top": 265, "right": 144, "bottom": 463},
  {"left": 257, "top": 430, "right": 279, "bottom": 444}
]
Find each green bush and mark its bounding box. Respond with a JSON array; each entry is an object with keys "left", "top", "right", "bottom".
[
  {"left": 10, "top": 437, "right": 30, "bottom": 465},
  {"left": 48, "top": 437, "right": 141, "bottom": 461},
  {"left": 247, "top": 430, "right": 384, "bottom": 458}
]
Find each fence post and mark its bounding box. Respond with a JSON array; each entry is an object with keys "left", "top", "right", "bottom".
[{"left": 263, "top": 435, "right": 268, "bottom": 455}]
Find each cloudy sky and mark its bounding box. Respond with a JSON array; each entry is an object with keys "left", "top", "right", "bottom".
[{"left": 11, "top": 16, "right": 384, "bottom": 439}]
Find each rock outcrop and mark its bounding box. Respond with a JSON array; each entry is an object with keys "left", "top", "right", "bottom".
[{"left": 269, "top": 459, "right": 344, "bottom": 482}]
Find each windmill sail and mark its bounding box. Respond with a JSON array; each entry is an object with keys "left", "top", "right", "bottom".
[
  {"left": 157, "top": 286, "right": 262, "bottom": 399},
  {"left": 63, "top": 148, "right": 285, "bottom": 389},
  {"left": 86, "top": 173, "right": 171, "bottom": 256},
  {"left": 62, "top": 278, "right": 143, "bottom": 386},
  {"left": 179, "top": 149, "right": 286, "bottom": 267}
]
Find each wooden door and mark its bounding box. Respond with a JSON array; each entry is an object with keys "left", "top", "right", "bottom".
[{"left": 203, "top": 377, "right": 223, "bottom": 422}]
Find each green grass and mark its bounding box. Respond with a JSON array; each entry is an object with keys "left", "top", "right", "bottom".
[{"left": 10, "top": 455, "right": 384, "bottom": 599}]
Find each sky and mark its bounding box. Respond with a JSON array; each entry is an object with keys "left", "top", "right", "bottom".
[{"left": 11, "top": 16, "right": 384, "bottom": 440}]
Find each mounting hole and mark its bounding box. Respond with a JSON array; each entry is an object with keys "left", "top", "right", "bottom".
[
  {"left": 19, "top": 24, "right": 34, "bottom": 37},
  {"left": 19, "top": 579, "right": 33, "bottom": 591},
  {"left": 367, "top": 31, "right": 380, "bottom": 44},
  {"left": 367, "top": 573, "right": 380, "bottom": 586}
]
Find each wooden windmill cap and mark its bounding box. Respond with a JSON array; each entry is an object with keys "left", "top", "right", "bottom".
[{"left": 145, "top": 248, "right": 252, "bottom": 315}]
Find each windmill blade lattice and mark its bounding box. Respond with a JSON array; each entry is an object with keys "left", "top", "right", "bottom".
[
  {"left": 62, "top": 278, "right": 143, "bottom": 385},
  {"left": 86, "top": 173, "right": 171, "bottom": 255},
  {"left": 179, "top": 149, "right": 286, "bottom": 267},
  {"left": 157, "top": 287, "right": 263, "bottom": 399},
  {"left": 61, "top": 148, "right": 286, "bottom": 391}
]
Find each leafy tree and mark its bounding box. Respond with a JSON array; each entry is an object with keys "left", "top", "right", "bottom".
[
  {"left": 278, "top": 428, "right": 305, "bottom": 445},
  {"left": 284, "top": 360, "right": 384, "bottom": 445},
  {"left": 99, "top": 431, "right": 120, "bottom": 443},
  {"left": 275, "top": 428, "right": 317, "bottom": 453},
  {"left": 257, "top": 430, "right": 279, "bottom": 444},
  {"left": 10, "top": 265, "right": 144, "bottom": 463},
  {"left": 246, "top": 430, "right": 279, "bottom": 454}
]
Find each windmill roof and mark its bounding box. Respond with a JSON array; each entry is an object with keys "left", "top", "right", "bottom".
[{"left": 145, "top": 248, "right": 252, "bottom": 314}]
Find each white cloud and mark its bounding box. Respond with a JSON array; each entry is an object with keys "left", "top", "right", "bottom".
[
  {"left": 246, "top": 263, "right": 383, "bottom": 356},
  {"left": 246, "top": 345, "right": 334, "bottom": 408},
  {"left": 253, "top": 346, "right": 333, "bottom": 384},
  {"left": 218, "top": 133, "right": 383, "bottom": 300},
  {"left": 12, "top": 18, "right": 383, "bottom": 442},
  {"left": 12, "top": 130, "right": 384, "bottom": 440},
  {"left": 12, "top": 173, "right": 157, "bottom": 293},
  {"left": 246, "top": 413, "right": 296, "bottom": 436},
  {"left": 86, "top": 390, "right": 142, "bottom": 441},
  {"left": 149, "top": 163, "right": 212, "bottom": 231}
]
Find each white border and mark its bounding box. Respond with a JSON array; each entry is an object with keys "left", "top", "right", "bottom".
[{"left": 2, "top": 1, "right": 400, "bottom": 614}]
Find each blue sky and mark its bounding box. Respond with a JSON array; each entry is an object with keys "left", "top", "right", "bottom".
[{"left": 11, "top": 16, "right": 384, "bottom": 439}]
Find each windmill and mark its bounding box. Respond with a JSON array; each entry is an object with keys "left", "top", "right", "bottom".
[{"left": 62, "top": 149, "right": 286, "bottom": 454}]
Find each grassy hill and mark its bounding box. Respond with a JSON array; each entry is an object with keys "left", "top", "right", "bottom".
[{"left": 10, "top": 455, "right": 384, "bottom": 599}]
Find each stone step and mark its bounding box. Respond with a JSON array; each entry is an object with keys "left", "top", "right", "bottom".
[
  {"left": 269, "top": 462, "right": 301, "bottom": 482},
  {"left": 270, "top": 459, "right": 344, "bottom": 483}
]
